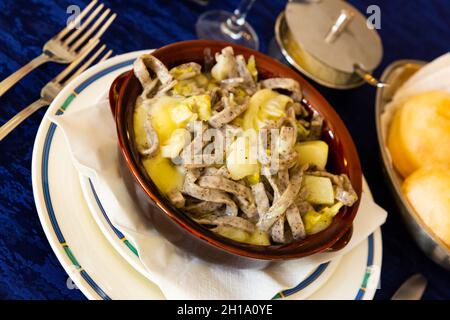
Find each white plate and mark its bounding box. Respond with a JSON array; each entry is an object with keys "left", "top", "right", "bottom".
[
  {"left": 32, "top": 50, "right": 382, "bottom": 300},
  {"left": 80, "top": 175, "right": 342, "bottom": 300}
]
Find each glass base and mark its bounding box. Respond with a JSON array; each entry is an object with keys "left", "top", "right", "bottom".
[{"left": 196, "top": 10, "right": 259, "bottom": 50}]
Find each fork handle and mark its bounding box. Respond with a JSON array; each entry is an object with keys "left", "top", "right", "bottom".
[
  {"left": 0, "top": 99, "right": 48, "bottom": 141},
  {"left": 0, "top": 54, "right": 50, "bottom": 97}
]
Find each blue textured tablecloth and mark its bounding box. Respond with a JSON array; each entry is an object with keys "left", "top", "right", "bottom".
[{"left": 0, "top": 0, "right": 449, "bottom": 300}]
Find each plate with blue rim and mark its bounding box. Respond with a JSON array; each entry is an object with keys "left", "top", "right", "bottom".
[{"left": 32, "top": 50, "right": 382, "bottom": 300}]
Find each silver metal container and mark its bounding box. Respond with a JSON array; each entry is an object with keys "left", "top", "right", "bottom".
[
  {"left": 375, "top": 60, "right": 450, "bottom": 271},
  {"left": 275, "top": 0, "right": 385, "bottom": 89}
]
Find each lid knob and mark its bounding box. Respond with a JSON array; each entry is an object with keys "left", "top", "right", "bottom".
[{"left": 324, "top": 9, "right": 354, "bottom": 44}]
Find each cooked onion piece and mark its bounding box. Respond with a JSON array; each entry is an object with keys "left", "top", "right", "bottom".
[{"left": 170, "top": 62, "right": 202, "bottom": 80}]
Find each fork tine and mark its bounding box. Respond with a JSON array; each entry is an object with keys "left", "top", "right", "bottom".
[
  {"left": 71, "top": 12, "right": 116, "bottom": 53},
  {"left": 63, "top": 3, "right": 104, "bottom": 45},
  {"left": 55, "top": 0, "right": 98, "bottom": 40},
  {"left": 92, "top": 13, "right": 117, "bottom": 40},
  {"left": 64, "top": 48, "right": 113, "bottom": 85},
  {"left": 62, "top": 45, "right": 107, "bottom": 85},
  {"left": 88, "top": 13, "right": 117, "bottom": 42},
  {"left": 53, "top": 39, "right": 99, "bottom": 83},
  {"left": 99, "top": 49, "right": 113, "bottom": 63},
  {"left": 70, "top": 9, "right": 114, "bottom": 52}
]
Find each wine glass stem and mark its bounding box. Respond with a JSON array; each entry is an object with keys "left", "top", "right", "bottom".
[{"left": 225, "top": 0, "right": 256, "bottom": 35}]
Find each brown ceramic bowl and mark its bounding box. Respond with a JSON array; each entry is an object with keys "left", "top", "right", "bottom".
[{"left": 110, "top": 40, "right": 362, "bottom": 268}]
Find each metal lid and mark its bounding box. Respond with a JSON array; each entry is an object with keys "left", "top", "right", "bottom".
[{"left": 285, "top": 0, "right": 383, "bottom": 74}]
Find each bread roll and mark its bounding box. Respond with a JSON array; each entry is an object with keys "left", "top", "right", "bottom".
[
  {"left": 403, "top": 166, "right": 450, "bottom": 247},
  {"left": 387, "top": 91, "right": 450, "bottom": 178}
]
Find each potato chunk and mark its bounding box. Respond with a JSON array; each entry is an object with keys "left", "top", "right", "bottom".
[{"left": 295, "top": 140, "right": 329, "bottom": 170}]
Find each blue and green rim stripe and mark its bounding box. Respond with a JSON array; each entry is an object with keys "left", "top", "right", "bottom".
[
  {"left": 355, "top": 234, "right": 375, "bottom": 300},
  {"left": 43, "top": 123, "right": 111, "bottom": 300},
  {"left": 87, "top": 175, "right": 333, "bottom": 299},
  {"left": 88, "top": 179, "right": 139, "bottom": 257},
  {"left": 87, "top": 166, "right": 332, "bottom": 299},
  {"left": 41, "top": 57, "right": 375, "bottom": 300},
  {"left": 41, "top": 59, "right": 135, "bottom": 300},
  {"left": 272, "top": 262, "right": 330, "bottom": 299}
]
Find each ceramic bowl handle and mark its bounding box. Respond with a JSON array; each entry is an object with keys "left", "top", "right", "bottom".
[
  {"left": 328, "top": 225, "right": 353, "bottom": 252},
  {"left": 109, "top": 72, "right": 130, "bottom": 117}
]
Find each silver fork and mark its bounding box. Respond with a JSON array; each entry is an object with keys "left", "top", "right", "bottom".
[
  {"left": 0, "top": 0, "right": 116, "bottom": 97},
  {"left": 0, "top": 43, "right": 113, "bottom": 141}
]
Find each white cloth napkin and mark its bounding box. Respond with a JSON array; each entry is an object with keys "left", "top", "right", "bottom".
[
  {"left": 395, "top": 53, "right": 450, "bottom": 101},
  {"left": 380, "top": 53, "right": 450, "bottom": 147},
  {"left": 48, "top": 93, "right": 387, "bottom": 300}
]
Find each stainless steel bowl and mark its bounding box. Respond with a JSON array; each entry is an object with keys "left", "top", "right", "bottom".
[{"left": 375, "top": 60, "right": 450, "bottom": 271}]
